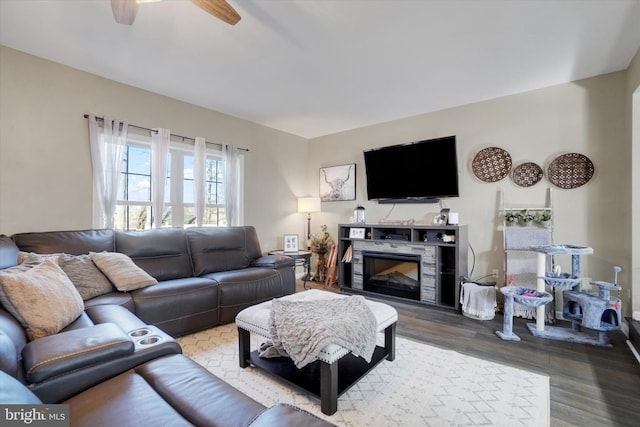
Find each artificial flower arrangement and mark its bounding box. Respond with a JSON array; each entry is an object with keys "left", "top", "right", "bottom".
[
  {"left": 517, "top": 210, "right": 535, "bottom": 225},
  {"left": 535, "top": 210, "right": 552, "bottom": 225},
  {"left": 505, "top": 209, "right": 551, "bottom": 227},
  {"left": 309, "top": 225, "right": 334, "bottom": 255},
  {"left": 504, "top": 211, "right": 519, "bottom": 225}
]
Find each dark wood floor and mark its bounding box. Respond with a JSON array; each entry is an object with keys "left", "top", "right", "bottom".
[{"left": 298, "top": 281, "right": 640, "bottom": 426}]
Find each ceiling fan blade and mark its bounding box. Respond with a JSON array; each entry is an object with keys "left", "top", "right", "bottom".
[
  {"left": 111, "top": 0, "right": 139, "bottom": 25},
  {"left": 191, "top": 0, "right": 241, "bottom": 25}
]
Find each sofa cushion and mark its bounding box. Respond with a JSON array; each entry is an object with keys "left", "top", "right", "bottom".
[
  {"left": 186, "top": 227, "right": 261, "bottom": 275},
  {"left": 91, "top": 252, "right": 158, "bottom": 292},
  {"left": 12, "top": 229, "right": 115, "bottom": 255},
  {"left": 0, "top": 309, "right": 28, "bottom": 379},
  {"left": 0, "top": 370, "right": 42, "bottom": 404},
  {"left": 115, "top": 228, "right": 193, "bottom": 281},
  {"left": 58, "top": 253, "right": 114, "bottom": 300},
  {"left": 131, "top": 277, "right": 219, "bottom": 336},
  {"left": 0, "top": 235, "right": 19, "bottom": 270},
  {"left": 0, "top": 260, "right": 84, "bottom": 340},
  {"left": 84, "top": 292, "right": 135, "bottom": 312},
  {"left": 64, "top": 354, "right": 266, "bottom": 426},
  {"left": 205, "top": 268, "right": 287, "bottom": 324}
]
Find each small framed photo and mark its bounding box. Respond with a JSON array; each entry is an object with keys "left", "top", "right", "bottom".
[
  {"left": 283, "top": 234, "right": 299, "bottom": 253},
  {"left": 320, "top": 164, "right": 356, "bottom": 201},
  {"left": 349, "top": 227, "right": 366, "bottom": 239}
]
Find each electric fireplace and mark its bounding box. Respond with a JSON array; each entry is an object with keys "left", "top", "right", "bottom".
[{"left": 363, "top": 251, "right": 421, "bottom": 301}]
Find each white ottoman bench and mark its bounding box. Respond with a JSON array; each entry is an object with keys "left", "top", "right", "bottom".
[{"left": 235, "top": 289, "right": 398, "bottom": 415}]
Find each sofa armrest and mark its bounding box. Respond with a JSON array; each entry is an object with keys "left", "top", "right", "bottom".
[
  {"left": 22, "top": 323, "right": 134, "bottom": 384},
  {"left": 251, "top": 255, "right": 295, "bottom": 269},
  {"left": 28, "top": 324, "right": 181, "bottom": 403},
  {"left": 249, "top": 403, "right": 335, "bottom": 427}
]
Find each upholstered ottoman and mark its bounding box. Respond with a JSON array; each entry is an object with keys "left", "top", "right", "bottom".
[{"left": 235, "top": 289, "right": 397, "bottom": 415}]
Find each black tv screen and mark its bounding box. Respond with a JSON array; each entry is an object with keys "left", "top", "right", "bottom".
[{"left": 363, "top": 135, "right": 459, "bottom": 203}]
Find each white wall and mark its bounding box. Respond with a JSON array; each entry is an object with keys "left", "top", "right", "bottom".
[
  {"left": 308, "top": 71, "right": 632, "bottom": 315},
  {"left": 0, "top": 46, "right": 309, "bottom": 252}
]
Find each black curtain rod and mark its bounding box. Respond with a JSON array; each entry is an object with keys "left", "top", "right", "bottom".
[{"left": 83, "top": 114, "right": 249, "bottom": 152}]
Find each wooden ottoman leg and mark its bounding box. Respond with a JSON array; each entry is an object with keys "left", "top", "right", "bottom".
[
  {"left": 238, "top": 327, "right": 251, "bottom": 368},
  {"left": 320, "top": 360, "right": 338, "bottom": 415},
  {"left": 385, "top": 323, "right": 396, "bottom": 361}
]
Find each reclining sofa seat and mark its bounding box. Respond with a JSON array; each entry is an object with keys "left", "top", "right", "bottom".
[{"left": 10, "top": 226, "right": 295, "bottom": 337}]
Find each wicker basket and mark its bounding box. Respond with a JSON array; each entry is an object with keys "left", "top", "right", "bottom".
[
  {"left": 547, "top": 153, "right": 594, "bottom": 189},
  {"left": 472, "top": 147, "right": 512, "bottom": 182}
]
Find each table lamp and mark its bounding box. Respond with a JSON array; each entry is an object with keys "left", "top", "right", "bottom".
[{"left": 297, "top": 197, "right": 321, "bottom": 249}]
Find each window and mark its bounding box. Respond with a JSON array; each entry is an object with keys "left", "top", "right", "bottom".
[
  {"left": 116, "top": 144, "right": 152, "bottom": 230},
  {"left": 115, "top": 136, "right": 236, "bottom": 230}
]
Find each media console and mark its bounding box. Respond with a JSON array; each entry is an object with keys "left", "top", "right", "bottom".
[{"left": 338, "top": 224, "right": 468, "bottom": 311}]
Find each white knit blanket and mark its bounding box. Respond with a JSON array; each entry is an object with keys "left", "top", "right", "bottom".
[
  {"left": 262, "top": 296, "right": 377, "bottom": 368},
  {"left": 460, "top": 282, "right": 496, "bottom": 320}
]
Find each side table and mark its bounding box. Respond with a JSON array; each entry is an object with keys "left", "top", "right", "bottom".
[{"left": 268, "top": 249, "right": 312, "bottom": 289}]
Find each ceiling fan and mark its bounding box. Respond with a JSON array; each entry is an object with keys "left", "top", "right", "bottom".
[{"left": 111, "top": 0, "right": 241, "bottom": 26}]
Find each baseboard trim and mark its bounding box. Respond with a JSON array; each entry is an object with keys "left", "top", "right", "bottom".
[{"left": 627, "top": 340, "right": 640, "bottom": 365}]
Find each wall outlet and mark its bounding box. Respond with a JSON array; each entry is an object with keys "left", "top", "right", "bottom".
[{"left": 492, "top": 269, "right": 499, "bottom": 278}]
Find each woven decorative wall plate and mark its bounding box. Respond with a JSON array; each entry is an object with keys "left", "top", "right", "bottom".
[
  {"left": 472, "top": 147, "right": 512, "bottom": 182},
  {"left": 512, "top": 162, "right": 543, "bottom": 187},
  {"left": 547, "top": 153, "right": 594, "bottom": 189}
]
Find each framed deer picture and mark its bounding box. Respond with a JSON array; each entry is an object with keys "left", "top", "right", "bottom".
[{"left": 319, "top": 164, "right": 356, "bottom": 201}]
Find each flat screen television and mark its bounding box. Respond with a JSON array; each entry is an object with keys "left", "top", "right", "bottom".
[{"left": 363, "top": 135, "right": 459, "bottom": 203}]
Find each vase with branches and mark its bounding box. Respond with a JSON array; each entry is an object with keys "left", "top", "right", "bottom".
[{"left": 309, "top": 225, "right": 334, "bottom": 282}]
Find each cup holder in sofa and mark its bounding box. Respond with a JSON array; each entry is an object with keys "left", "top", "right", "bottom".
[
  {"left": 129, "top": 328, "right": 152, "bottom": 338},
  {"left": 128, "top": 326, "right": 175, "bottom": 352},
  {"left": 137, "top": 336, "right": 162, "bottom": 346}
]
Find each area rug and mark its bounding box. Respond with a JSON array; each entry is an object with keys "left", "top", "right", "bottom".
[{"left": 177, "top": 324, "right": 549, "bottom": 426}]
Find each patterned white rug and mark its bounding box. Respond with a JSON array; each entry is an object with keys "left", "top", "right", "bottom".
[{"left": 177, "top": 323, "right": 549, "bottom": 427}]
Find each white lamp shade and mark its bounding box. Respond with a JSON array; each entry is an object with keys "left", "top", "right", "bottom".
[
  {"left": 111, "top": 0, "right": 139, "bottom": 25},
  {"left": 297, "top": 197, "right": 321, "bottom": 213}
]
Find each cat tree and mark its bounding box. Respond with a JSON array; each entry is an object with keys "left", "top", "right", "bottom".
[{"left": 526, "top": 245, "right": 621, "bottom": 347}]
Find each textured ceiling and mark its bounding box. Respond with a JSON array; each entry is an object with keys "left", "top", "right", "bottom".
[{"left": 1, "top": 0, "right": 639, "bottom": 139}]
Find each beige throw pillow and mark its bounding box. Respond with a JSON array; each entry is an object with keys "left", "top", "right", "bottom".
[
  {"left": 58, "top": 254, "right": 114, "bottom": 300},
  {"left": 91, "top": 252, "right": 157, "bottom": 292},
  {"left": 0, "top": 259, "right": 84, "bottom": 340}
]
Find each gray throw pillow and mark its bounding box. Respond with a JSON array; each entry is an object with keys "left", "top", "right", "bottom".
[
  {"left": 58, "top": 253, "right": 114, "bottom": 300},
  {"left": 0, "top": 259, "right": 84, "bottom": 340},
  {"left": 18, "top": 251, "right": 60, "bottom": 265}
]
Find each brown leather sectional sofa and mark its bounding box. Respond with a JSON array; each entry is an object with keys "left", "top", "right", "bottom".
[
  {"left": 0, "top": 228, "right": 333, "bottom": 426},
  {"left": 11, "top": 226, "right": 296, "bottom": 335}
]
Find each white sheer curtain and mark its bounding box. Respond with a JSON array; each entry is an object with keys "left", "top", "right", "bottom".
[
  {"left": 223, "top": 144, "right": 240, "bottom": 226},
  {"left": 88, "top": 114, "right": 128, "bottom": 229},
  {"left": 151, "top": 128, "right": 170, "bottom": 228},
  {"left": 193, "top": 137, "right": 206, "bottom": 227}
]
